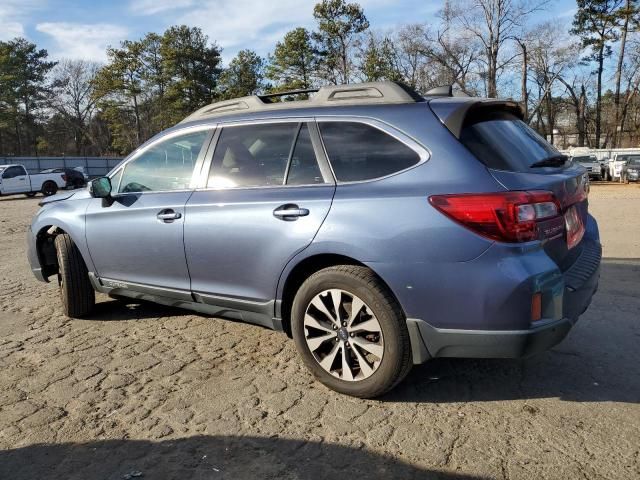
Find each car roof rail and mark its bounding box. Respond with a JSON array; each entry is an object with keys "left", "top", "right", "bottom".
[
  {"left": 258, "top": 88, "right": 320, "bottom": 103},
  {"left": 424, "top": 85, "right": 453, "bottom": 97},
  {"left": 180, "top": 81, "right": 426, "bottom": 123}
]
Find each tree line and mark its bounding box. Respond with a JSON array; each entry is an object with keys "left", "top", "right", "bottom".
[{"left": 1, "top": 0, "right": 639, "bottom": 157}]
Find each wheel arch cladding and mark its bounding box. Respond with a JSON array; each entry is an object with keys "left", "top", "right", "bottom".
[{"left": 278, "top": 253, "right": 407, "bottom": 337}]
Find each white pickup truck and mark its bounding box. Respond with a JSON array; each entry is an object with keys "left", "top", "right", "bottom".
[
  {"left": 604, "top": 153, "right": 637, "bottom": 182},
  {"left": 0, "top": 164, "right": 67, "bottom": 197}
]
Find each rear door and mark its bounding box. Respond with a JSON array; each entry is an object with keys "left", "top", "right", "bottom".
[
  {"left": 184, "top": 120, "right": 335, "bottom": 320},
  {"left": 1, "top": 166, "right": 29, "bottom": 193},
  {"left": 455, "top": 107, "right": 590, "bottom": 270}
]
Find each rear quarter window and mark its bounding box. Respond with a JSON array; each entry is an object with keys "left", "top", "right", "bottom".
[
  {"left": 460, "top": 111, "right": 561, "bottom": 172},
  {"left": 318, "top": 122, "right": 421, "bottom": 182}
]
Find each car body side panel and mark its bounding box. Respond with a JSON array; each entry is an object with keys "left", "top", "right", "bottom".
[
  {"left": 185, "top": 185, "right": 335, "bottom": 303},
  {"left": 366, "top": 243, "right": 562, "bottom": 331},
  {"left": 85, "top": 192, "right": 193, "bottom": 291}
]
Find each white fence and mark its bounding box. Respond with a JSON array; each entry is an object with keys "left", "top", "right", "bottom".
[{"left": 0, "top": 157, "right": 123, "bottom": 178}]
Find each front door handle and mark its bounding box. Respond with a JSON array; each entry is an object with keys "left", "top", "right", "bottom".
[
  {"left": 273, "top": 204, "right": 310, "bottom": 220},
  {"left": 157, "top": 209, "right": 182, "bottom": 222}
]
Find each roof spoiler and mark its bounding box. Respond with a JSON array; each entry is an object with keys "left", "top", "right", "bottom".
[{"left": 428, "top": 98, "right": 524, "bottom": 138}]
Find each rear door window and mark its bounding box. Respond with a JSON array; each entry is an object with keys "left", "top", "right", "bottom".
[
  {"left": 318, "top": 122, "right": 421, "bottom": 182},
  {"left": 460, "top": 111, "right": 562, "bottom": 172},
  {"left": 208, "top": 123, "right": 298, "bottom": 188}
]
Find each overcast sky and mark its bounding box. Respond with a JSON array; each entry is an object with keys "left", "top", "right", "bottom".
[{"left": 1, "top": 0, "right": 577, "bottom": 64}]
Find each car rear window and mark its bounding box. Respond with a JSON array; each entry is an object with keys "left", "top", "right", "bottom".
[
  {"left": 460, "top": 110, "right": 562, "bottom": 172},
  {"left": 318, "top": 122, "right": 421, "bottom": 182}
]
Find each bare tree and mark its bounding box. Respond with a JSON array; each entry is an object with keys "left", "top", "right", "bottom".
[
  {"left": 525, "top": 22, "right": 578, "bottom": 145},
  {"left": 451, "top": 0, "right": 546, "bottom": 97},
  {"left": 613, "top": 41, "right": 640, "bottom": 145},
  {"left": 612, "top": 0, "right": 639, "bottom": 147},
  {"left": 49, "top": 59, "right": 100, "bottom": 155},
  {"left": 391, "top": 20, "right": 481, "bottom": 95},
  {"left": 393, "top": 24, "right": 431, "bottom": 90},
  {"left": 558, "top": 73, "right": 591, "bottom": 147},
  {"left": 430, "top": 3, "right": 483, "bottom": 94}
]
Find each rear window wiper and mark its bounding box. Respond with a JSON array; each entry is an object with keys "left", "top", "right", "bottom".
[{"left": 529, "top": 155, "right": 568, "bottom": 168}]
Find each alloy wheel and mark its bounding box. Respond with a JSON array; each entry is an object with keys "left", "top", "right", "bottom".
[{"left": 303, "top": 288, "right": 384, "bottom": 381}]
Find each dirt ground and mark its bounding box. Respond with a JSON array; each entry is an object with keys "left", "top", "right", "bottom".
[{"left": 0, "top": 184, "right": 638, "bottom": 480}]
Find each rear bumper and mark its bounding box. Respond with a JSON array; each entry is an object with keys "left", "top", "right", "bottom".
[
  {"left": 407, "top": 317, "right": 573, "bottom": 362},
  {"left": 407, "top": 238, "right": 601, "bottom": 364}
]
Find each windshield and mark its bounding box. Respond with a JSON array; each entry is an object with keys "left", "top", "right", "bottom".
[
  {"left": 626, "top": 156, "right": 640, "bottom": 165},
  {"left": 460, "top": 111, "right": 562, "bottom": 172}
]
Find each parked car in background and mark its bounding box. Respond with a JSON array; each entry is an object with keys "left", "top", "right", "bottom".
[
  {"left": 40, "top": 167, "right": 87, "bottom": 189},
  {"left": 27, "top": 81, "right": 601, "bottom": 398},
  {"left": 0, "top": 164, "right": 66, "bottom": 197},
  {"left": 571, "top": 154, "right": 603, "bottom": 180},
  {"left": 605, "top": 153, "right": 633, "bottom": 182},
  {"left": 620, "top": 155, "right": 640, "bottom": 183}
]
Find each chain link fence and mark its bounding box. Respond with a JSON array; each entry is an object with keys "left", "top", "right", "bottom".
[{"left": 0, "top": 157, "right": 124, "bottom": 178}]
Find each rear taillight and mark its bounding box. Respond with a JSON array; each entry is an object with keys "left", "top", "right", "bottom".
[
  {"left": 61, "top": 174, "right": 67, "bottom": 182},
  {"left": 429, "top": 191, "right": 561, "bottom": 243}
]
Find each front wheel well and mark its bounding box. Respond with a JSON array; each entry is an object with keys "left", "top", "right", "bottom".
[
  {"left": 36, "top": 225, "right": 67, "bottom": 280},
  {"left": 279, "top": 254, "right": 401, "bottom": 337}
]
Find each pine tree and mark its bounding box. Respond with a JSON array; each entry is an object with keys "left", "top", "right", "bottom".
[
  {"left": 572, "top": 0, "right": 625, "bottom": 147},
  {"left": 219, "top": 50, "right": 265, "bottom": 99},
  {"left": 266, "top": 28, "right": 318, "bottom": 93},
  {"left": 312, "top": 0, "right": 370, "bottom": 84}
]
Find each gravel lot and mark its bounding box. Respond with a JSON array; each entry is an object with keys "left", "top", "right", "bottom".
[{"left": 0, "top": 184, "right": 638, "bottom": 480}]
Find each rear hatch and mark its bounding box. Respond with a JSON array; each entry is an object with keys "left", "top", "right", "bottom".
[{"left": 429, "top": 99, "right": 590, "bottom": 271}]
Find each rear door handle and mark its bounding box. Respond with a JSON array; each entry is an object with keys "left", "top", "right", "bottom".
[
  {"left": 157, "top": 209, "right": 182, "bottom": 222},
  {"left": 273, "top": 204, "right": 310, "bottom": 220}
]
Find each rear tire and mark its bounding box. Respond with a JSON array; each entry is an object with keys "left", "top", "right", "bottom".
[
  {"left": 291, "top": 265, "right": 412, "bottom": 398},
  {"left": 42, "top": 181, "right": 58, "bottom": 196},
  {"left": 54, "top": 234, "right": 95, "bottom": 318}
]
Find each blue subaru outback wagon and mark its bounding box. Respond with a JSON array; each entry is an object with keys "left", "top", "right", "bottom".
[{"left": 27, "top": 82, "right": 601, "bottom": 397}]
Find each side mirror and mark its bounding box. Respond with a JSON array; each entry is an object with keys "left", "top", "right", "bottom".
[{"left": 89, "top": 177, "right": 112, "bottom": 198}]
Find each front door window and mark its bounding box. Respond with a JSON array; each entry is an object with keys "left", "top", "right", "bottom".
[{"left": 119, "top": 130, "right": 208, "bottom": 193}]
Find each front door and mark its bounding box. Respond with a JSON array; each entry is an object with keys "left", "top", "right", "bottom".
[
  {"left": 2, "top": 166, "right": 29, "bottom": 193},
  {"left": 184, "top": 121, "right": 335, "bottom": 319},
  {"left": 85, "top": 127, "right": 212, "bottom": 294}
]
